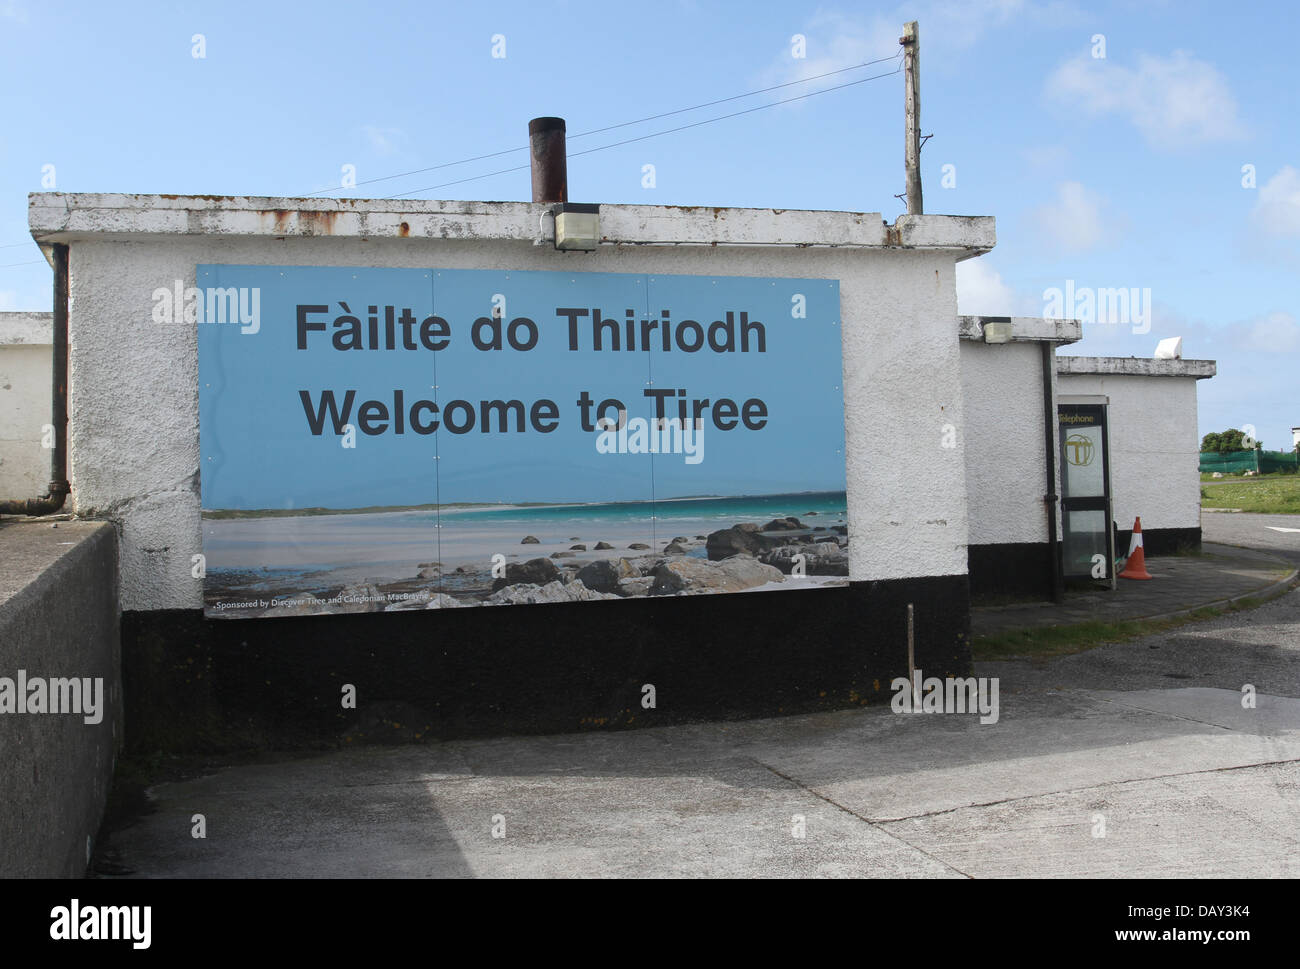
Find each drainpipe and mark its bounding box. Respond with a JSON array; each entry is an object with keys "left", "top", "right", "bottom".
[
  {"left": 1041, "top": 340, "right": 1064, "bottom": 603},
  {"left": 0, "top": 243, "right": 70, "bottom": 517}
]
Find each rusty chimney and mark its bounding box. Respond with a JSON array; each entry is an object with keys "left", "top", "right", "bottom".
[{"left": 529, "top": 117, "right": 568, "bottom": 204}]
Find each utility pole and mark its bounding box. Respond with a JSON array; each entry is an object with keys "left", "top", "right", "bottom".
[{"left": 902, "top": 20, "right": 923, "bottom": 215}]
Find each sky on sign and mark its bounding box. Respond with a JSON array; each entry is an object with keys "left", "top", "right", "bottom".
[
  {"left": 1, "top": 0, "right": 1296, "bottom": 450},
  {"left": 196, "top": 265, "right": 845, "bottom": 508}
]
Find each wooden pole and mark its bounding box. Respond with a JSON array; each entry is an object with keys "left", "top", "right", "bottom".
[{"left": 902, "top": 21, "right": 923, "bottom": 215}]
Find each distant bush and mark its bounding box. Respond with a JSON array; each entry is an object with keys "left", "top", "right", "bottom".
[{"left": 1201, "top": 428, "right": 1261, "bottom": 453}]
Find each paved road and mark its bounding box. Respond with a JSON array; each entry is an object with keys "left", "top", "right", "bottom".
[
  {"left": 103, "top": 515, "right": 1300, "bottom": 879},
  {"left": 1203, "top": 511, "right": 1300, "bottom": 565}
]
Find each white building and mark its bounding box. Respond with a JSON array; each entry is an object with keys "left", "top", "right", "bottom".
[
  {"left": 0, "top": 311, "right": 52, "bottom": 496},
  {"left": 0, "top": 190, "right": 1214, "bottom": 735},
  {"left": 1057, "top": 356, "right": 1215, "bottom": 557}
]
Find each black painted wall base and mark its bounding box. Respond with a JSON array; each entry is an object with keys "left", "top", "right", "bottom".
[
  {"left": 968, "top": 527, "right": 1203, "bottom": 600},
  {"left": 1117, "top": 526, "right": 1201, "bottom": 557},
  {"left": 967, "top": 542, "right": 1055, "bottom": 600},
  {"left": 120, "top": 575, "right": 971, "bottom": 754}
]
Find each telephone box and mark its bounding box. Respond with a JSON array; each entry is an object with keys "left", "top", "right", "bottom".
[{"left": 1058, "top": 399, "right": 1115, "bottom": 586}]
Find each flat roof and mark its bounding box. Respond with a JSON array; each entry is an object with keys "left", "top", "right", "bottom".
[
  {"left": 0, "top": 311, "right": 52, "bottom": 346},
  {"left": 1057, "top": 355, "right": 1216, "bottom": 379},
  {"left": 958, "top": 315, "right": 1081, "bottom": 345},
  {"left": 28, "top": 192, "right": 995, "bottom": 257}
]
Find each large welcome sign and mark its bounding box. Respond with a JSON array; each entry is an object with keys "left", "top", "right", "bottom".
[{"left": 197, "top": 266, "right": 847, "bottom": 618}]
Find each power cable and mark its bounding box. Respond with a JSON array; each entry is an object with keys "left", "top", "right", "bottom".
[
  {"left": 298, "top": 47, "right": 903, "bottom": 198},
  {"left": 385, "top": 62, "right": 904, "bottom": 199}
]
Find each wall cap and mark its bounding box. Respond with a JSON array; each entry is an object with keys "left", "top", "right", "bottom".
[
  {"left": 957, "top": 315, "right": 1081, "bottom": 344},
  {"left": 1057, "top": 355, "right": 1217, "bottom": 378},
  {"left": 0, "top": 311, "right": 53, "bottom": 346},
  {"left": 29, "top": 192, "right": 995, "bottom": 253}
]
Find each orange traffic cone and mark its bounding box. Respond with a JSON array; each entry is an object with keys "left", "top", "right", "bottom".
[{"left": 1119, "top": 517, "right": 1152, "bottom": 580}]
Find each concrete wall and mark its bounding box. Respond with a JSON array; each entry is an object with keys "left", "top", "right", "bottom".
[
  {"left": 961, "top": 339, "right": 1052, "bottom": 548},
  {"left": 0, "top": 312, "right": 52, "bottom": 498},
  {"left": 957, "top": 317, "right": 1078, "bottom": 598},
  {"left": 40, "top": 198, "right": 983, "bottom": 612},
  {"left": 0, "top": 520, "right": 121, "bottom": 877},
  {"left": 1057, "top": 368, "right": 1206, "bottom": 544}
]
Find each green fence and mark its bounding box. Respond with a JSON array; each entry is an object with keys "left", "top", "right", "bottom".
[{"left": 1200, "top": 449, "right": 1300, "bottom": 474}]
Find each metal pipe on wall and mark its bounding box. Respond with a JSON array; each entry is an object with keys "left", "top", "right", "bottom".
[{"left": 1041, "top": 340, "right": 1064, "bottom": 602}]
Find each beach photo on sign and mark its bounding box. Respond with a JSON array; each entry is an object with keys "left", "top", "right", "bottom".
[{"left": 197, "top": 265, "right": 847, "bottom": 618}]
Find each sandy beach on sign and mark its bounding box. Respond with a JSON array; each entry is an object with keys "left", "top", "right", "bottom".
[
  {"left": 202, "top": 509, "right": 701, "bottom": 583},
  {"left": 201, "top": 498, "right": 851, "bottom": 615}
]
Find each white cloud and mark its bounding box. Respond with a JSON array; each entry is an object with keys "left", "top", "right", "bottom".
[
  {"left": 955, "top": 259, "right": 1045, "bottom": 317},
  {"left": 907, "top": 1, "right": 1084, "bottom": 55},
  {"left": 1061, "top": 299, "right": 1204, "bottom": 357},
  {"left": 361, "top": 125, "right": 405, "bottom": 157},
  {"left": 921, "top": 0, "right": 1087, "bottom": 50},
  {"left": 1023, "top": 144, "right": 1069, "bottom": 174},
  {"left": 1234, "top": 311, "right": 1300, "bottom": 354},
  {"left": 759, "top": 2, "right": 1081, "bottom": 90},
  {"left": 1032, "top": 180, "right": 1114, "bottom": 252},
  {"left": 1071, "top": 305, "right": 1300, "bottom": 358},
  {"left": 1045, "top": 50, "right": 1245, "bottom": 148},
  {"left": 1249, "top": 166, "right": 1300, "bottom": 239},
  {"left": 758, "top": 10, "right": 900, "bottom": 92},
  {"left": 1065, "top": 304, "right": 1298, "bottom": 452},
  {"left": 955, "top": 258, "right": 1016, "bottom": 316},
  {"left": 0, "top": 290, "right": 17, "bottom": 311}
]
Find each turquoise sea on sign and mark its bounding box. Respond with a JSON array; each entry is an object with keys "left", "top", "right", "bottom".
[
  {"left": 433, "top": 490, "right": 848, "bottom": 530},
  {"left": 201, "top": 490, "right": 850, "bottom": 613}
]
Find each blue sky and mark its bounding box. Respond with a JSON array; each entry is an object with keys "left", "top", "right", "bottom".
[{"left": 2, "top": 1, "right": 1297, "bottom": 450}]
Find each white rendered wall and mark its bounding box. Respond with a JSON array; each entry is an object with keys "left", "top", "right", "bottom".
[
  {"left": 0, "top": 312, "right": 52, "bottom": 497},
  {"left": 1056, "top": 373, "right": 1202, "bottom": 533},
  {"left": 959, "top": 339, "right": 1057, "bottom": 547},
  {"left": 64, "top": 232, "right": 972, "bottom": 612}
]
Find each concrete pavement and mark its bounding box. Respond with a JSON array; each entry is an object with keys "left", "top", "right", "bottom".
[
  {"left": 102, "top": 628, "right": 1300, "bottom": 876},
  {"left": 97, "top": 514, "right": 1300, "bottom": 879},
  {"left": 972, "top": 541, "right": 1295, "bottom": 638},
  {"left": 99, "top": 681, "right": 1300, "bottom": 877}
]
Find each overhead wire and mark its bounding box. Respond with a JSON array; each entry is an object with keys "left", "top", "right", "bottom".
[
  {"left": 0, "top": 45, "right": 905, "bottom": 255},
  {"left": 385, "top": 60, "right": 904, "bottom": 199},
  {"left": 302, "top": 46, "right": 904, "bottom": 198}
]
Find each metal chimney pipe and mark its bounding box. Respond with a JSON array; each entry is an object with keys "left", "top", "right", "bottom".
[{"left": 529, "top": 117, "right": 568, "bottom": 204}]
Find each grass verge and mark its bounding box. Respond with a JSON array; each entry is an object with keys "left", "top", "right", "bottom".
[
  {"left": 1200, "top": 474, "right": 1300, "bottom": 513},
  {"left": 973, "top": 595, "right": 1276, "bottom": 663}
]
